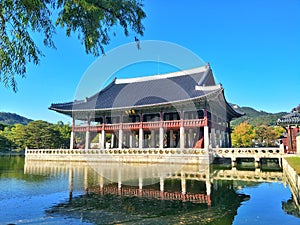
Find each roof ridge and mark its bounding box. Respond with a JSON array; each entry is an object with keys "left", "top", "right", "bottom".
[{"left": 115, "top": 65, "right": 208, "bottom": 84}]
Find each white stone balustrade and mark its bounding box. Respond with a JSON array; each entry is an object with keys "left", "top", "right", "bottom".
[{"left": 210, "top": 147, "right": 283, "bottom": 161}]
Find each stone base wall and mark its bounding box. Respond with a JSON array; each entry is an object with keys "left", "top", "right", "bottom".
[{"left": 282, "top": 157, "right": 300, "bottom": 206}]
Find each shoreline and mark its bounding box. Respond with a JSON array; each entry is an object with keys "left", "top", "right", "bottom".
[{"left": 0, "top": 152, "right": 25, "bottom": 156}]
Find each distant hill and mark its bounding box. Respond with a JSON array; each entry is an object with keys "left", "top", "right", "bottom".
[
  {"left": 0, "top": 112, "right": 32, "bottom": 125},
  {"left": 230, "top": 105, "right": 287, "bottom": 128}
]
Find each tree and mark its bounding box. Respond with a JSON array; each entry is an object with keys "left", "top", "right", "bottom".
[
  {"left": 231, "top": 121, "right": 256, "bottom": 147},
  {"left": 0, "top": 132, "right": 11, "bottom": 150},
  {"left": 254, "top": 125, "right": 274, "bottom": 147},
  {"left": 22, "top": 120, "right": 61, "bottom": 149},
  {"left": 254, "top": 125, "right": 285, "bottom": 147},
  {"left": 6, "top": 124, "right": 26, "bottom": 150},
  {"left": 0, "top": 0, "right": 146, "bottom": 91},
  {"left": 53, "top": 121, "right": 71, "bottom": 148}
]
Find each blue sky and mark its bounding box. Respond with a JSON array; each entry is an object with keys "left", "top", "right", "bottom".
[{"left": 1, "top": 0, "right": 299, "bottom": 123}]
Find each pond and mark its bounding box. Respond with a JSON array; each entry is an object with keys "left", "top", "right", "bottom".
[{"left": 0, "top": 156, "right": 300, "bottom": 225}]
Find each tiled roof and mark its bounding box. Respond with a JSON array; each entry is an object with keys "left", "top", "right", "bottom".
[
  {"left": 277, "top": 111, "right": 300, "bottom": 125},
  {"left": 49, "top": 65, "right": 243, "bottom": 119}
]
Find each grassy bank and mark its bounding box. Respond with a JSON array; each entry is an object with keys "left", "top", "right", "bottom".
[{"left": 285, "top": 156, "right": 300, "bottom": 175}]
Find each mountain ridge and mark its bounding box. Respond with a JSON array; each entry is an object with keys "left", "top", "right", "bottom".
[
  {"left": 230, "top": 105, "right": 287, "bottom": 127},
  {"left": 0, "top": 112, "right": 32, "bottom": 125}
]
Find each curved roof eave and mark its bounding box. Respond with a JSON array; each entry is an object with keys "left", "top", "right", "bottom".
[{"left": 49, "top": 88, "right": 224, "bottom": 115}]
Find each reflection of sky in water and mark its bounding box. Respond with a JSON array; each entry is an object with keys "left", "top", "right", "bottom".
[{"left": 234, "top": 183, "right": 298, "bottom": 225}]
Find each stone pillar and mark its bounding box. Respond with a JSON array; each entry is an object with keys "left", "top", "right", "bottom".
[
  {"left": 70, "top": 131, "right": 74, "bottom": 149},
  {"left": 151, "top": 130, "right": 156, "bottom": 148},
  {"left": 139, "top": 128, "right": 144, "bottom": 149},
  {"left": 129, "top": 132, "right": 133, "bottom": 148},
  {"left": 215, "top": 130, "right": 220, "bottom": 148},
  {"left": 180, "top": 126, "right": 185, "bottom": 149},
  {"left": 227, "top": 122, "right": 232, "bottom": 147},
  {"left": 211, "top": 128, "right": 216, "bottom": 148},
  {"left": 224, "top": 131, "right": 229, "bottom": 147},
  {"left": 101, "top": 130, "right": 106, "bottom": 149},
  {"left": 231, "top": 158, "right": 236, "bottom": 167},
  {"left": 188, "top": 129, "right": 194, "bottom": 148},
  {"left": 70, "top": 118, "right": 75, "bottom": 149},
  {"left": 169, "top": 130, "right": 174, "bottom": 148},
  {"left": 221, "top": 131, "right": 225, "bottom": 147},
  {"left": 85, "top": 130, "right": 90, "bottom": 150},
  {"left": 255, "top": 158, "right": 260, "bottom": 168},
  {"left": 98, "top": 132, "right": 102, "bottom": 149},
  {"left": 159, "top": 127, "right": 164, "bottom": 149},
  {"left": 111, "top": 133, "right": 115, "bottom": 148},
  {"left": 85, "top": 118, "right": 90, "bottom": 150},
  {"left": 133, "top": 131, "right": 137, "bottom": 148},
  {"left": 118, "top": 129, "right": 123, "bottom": 149},
  {"left": 204, "top": 126, "right": 209, "bottom": 149}
]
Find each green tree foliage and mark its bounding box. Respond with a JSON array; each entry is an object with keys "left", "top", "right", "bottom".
[
  {"left": 0, "top": 133, "right": 11, "bottom": 150},
  {"left": 22, "top": 120, "right": 61, "bottom": 149},
  {"left": 6, "top": 124, "right": 26, "bottom": 149},
  {"left": 53, "top": 121, "right": 71, "bottom": 148},
  {"left": 0, "top": 120, "right": 71, "bottom": 150},
  {"left": 231, "top": 121, "right": 256, "bottom": 147},
  {"left": 0, "top": 0, "right": 146, "bottom": 91}
]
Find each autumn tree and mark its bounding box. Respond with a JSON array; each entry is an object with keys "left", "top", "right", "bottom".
[
  {"left": 0, "top": 0, "right": 146, "bottom": 91},
  {"left": 254, "top": 125, "right": 285, "bottom": 147},
  {"left": 231, "top": 121, "right": 256, "bottom": 147}
]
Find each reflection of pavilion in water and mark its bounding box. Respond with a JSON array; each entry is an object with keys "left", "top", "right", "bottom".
[
  {"left": 25, "top": 161, "right": 298, "bottom": 224},
  {"left": 24, "top": 160, "right": 284, "bottom": 206},
  {"left": 25, "top": 161, "right": 212, "bottom": 205}
]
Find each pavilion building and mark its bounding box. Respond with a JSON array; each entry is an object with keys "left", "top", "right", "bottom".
[
  {"left": 277, "top": 106, "right": 300, "bottom": 154},
  {"left": 50, "top": 63, "right": 243, "bottom": 151}
]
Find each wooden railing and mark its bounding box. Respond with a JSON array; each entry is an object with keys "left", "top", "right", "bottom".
[{"left": 73, "top": 118, "right": 208, "bottom": 132}]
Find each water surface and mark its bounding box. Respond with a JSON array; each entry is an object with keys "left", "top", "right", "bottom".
[{"left": 0, "top": 156, "right": 300, "bottom": 225}]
